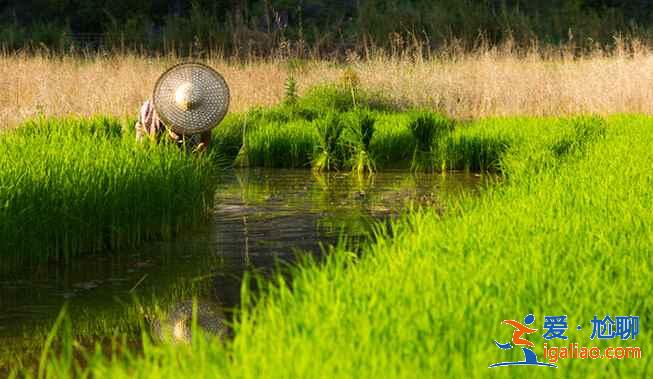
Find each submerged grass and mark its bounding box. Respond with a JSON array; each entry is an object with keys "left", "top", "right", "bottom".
[
  {"left": 20, "top": 114, "right": 652, "bottom": 378},
  {"left": 0, "top": 117, "right": 217, "bottom": 268}
]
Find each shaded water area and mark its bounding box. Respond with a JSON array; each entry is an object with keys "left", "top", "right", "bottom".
[{"left": 0, "top": 169, "right": 487, "bottom": 360}]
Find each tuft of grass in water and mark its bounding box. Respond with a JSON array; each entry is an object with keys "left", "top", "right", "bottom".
[
  {"left": 0, "top": 116, "right": 217, "bottom": 270},
  {"left": 407, "top": 111, "right": 455, "bottom": 172},
  {"left": 204, "top": 86, "right": 433, "bottom": 171},
  {"left": 345, "top": 109, "right": 376, "bottom": 175},
  {"left": 312, "top": 112, "right": 346, "bottom": 172}
]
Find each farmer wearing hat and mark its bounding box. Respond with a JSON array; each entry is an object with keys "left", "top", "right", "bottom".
[{"left": 136, "top": 63, "right": 230, "bottom": 152}]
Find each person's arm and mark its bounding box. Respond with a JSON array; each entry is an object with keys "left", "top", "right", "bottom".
[
  {"left": 136, "top": 100, "right": 164, "bottom": 142},
  {"left": 135, "top": 101, "right": 150, "bottom": 142}
]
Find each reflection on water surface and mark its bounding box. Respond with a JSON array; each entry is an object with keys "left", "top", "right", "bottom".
[{"left": 0, "top": 169, "right": 487, "bottom": 340}]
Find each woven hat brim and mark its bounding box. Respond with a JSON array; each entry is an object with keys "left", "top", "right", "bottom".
[{"left": 153, "top": 62, "right": 230, "bottom": 135}]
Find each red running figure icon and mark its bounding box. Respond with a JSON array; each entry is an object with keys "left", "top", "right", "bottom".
[
  {"left": 503, "top": 319, "right": 537, "bottom": 347},
  {"left": 489, "top": 313, "right": 557, "bottom": 368}
]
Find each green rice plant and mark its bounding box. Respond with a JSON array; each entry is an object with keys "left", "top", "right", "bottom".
[
  {"left": 444, "top": 118, "right": 520, "bottom": 172},
  {"left": 344, "top": 109, "right": 376, "bottom": 175},
  {"left": 283, "top": 75, "right": 299, "bottom": 106},
  {"left": 446, "top": 132, "right": 511, "bottom": 172},
  {"left": 228, "top": 105, "right": 310, "bottom": 168},
  {"left": 312, "top": 112, "right": 346, "bottom": 172},
  {"left": 0, "top": 116, "right": 217, "bottom": 270},
  {"left": 214, "top": 105, "right": 515, "bottom": 173},
  {"left": 550, "top": 115, "right": 607, "bottom": 158},
  {"left": 296, "top": 85, "right": 356, "bottom": 116},
  {"left": 494, "top": 115, "right": 608, "bottom": 180},
  {"left": 407, "top": 111, "right": 455, "bottom": 171},
  {"left": 341, "top": 67, "right": 361, "bottom": 108},
  {"left": 243, "top": 105, "right": 296, "bottom": 125},
  {"left": 205, "top": 85, "right": 404, "bottom": 171},
  {"left": 214, "top": 99, "right": 607, "bottom": 174},
  {"left": 211, "top": 113, "right": 246, "bottom": 162},
  {"left": 368, "top": 112, "right": 415, "bottom": 169},
  {"left": 243, "top": 119, "right": 318, "bottom": 168},
  {"left": 296, "top": 85, "right": 397, "bottom": 118}
]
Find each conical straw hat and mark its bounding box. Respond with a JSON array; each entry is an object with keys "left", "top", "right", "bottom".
[{"left": 152, "top": 62, "right": 230, "bottom": 135}]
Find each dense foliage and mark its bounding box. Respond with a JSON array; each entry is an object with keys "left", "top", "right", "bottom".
[{"left": 3, "top": 1, "right": 653, "bottom": 54}]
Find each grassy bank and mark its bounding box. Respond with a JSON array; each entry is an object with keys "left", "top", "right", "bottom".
[
  {"left": 0, "top": 117, "right": 217, "bottom": 268},
  {"left": 21, "top": 114, "right": 651, "bottom": 378}
]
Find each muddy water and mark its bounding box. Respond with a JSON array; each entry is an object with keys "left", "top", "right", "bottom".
[{"left": 0, "top": 169, "right": 487, "bottom": 341}]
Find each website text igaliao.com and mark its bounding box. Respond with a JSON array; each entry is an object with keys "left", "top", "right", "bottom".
[{"left": 543, "top": 343, "right": 642, "bottom": 363}]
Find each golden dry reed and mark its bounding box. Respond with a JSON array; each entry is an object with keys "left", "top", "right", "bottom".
[{"left": 3, "top": 39, "right": 653, "bottom": 127}]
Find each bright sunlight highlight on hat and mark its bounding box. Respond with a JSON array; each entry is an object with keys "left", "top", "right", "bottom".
[{"left": 153, "top": 62, "right": 230, "bottom": 135}]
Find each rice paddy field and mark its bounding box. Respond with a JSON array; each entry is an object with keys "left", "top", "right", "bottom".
[
  {"left": 0, "top": 85, "right": 503, "bottom": 268},
  {"left": 0, "top": 117, "right": 218, "bottom": 270},
  {"left": 1, "top": 57, "right": 652, "bottom": 378}
]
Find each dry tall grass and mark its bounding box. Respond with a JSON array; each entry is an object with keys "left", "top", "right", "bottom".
[{"left": 3, "top": 42, "right": 653, "bottom": 127}]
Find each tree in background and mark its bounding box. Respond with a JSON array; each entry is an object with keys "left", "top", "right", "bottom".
[{"left": 1, "top": 0, "right": 652, "bottom": 54}]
